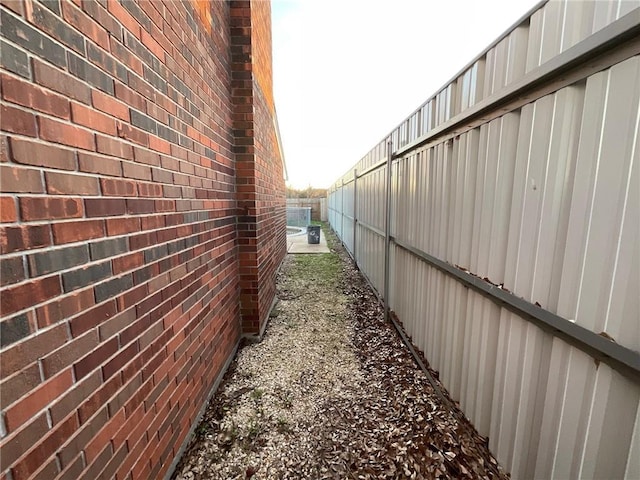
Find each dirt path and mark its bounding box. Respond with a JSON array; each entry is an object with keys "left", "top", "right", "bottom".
[{"left": 173, "top": 228, "right": 509, "bottom": 480}]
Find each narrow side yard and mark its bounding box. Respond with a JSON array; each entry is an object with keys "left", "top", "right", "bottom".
[{"left": 173, "top": 227, "right": 508, "bottom": 479}]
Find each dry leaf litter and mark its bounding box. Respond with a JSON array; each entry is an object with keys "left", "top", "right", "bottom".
[{"left": 173, "top": 227, "right": 509, "bottom": 480}]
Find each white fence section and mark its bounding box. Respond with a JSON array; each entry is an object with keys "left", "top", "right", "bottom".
[{"left": 328, "top": 1, "right": 640, "bottom": 478}]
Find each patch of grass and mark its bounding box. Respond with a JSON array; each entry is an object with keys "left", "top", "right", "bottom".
[
  {"left": 291, "top": 252, "right": 341, "bottom": 287},
  {"left": 250, "top": 388, "right": 264, "bottom": 400},
  {"left": 319, "top": 222, "right": 340, "bottom": 250}
]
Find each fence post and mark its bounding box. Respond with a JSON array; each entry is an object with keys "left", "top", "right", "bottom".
[
  {"left": 353, "top": 169, "right": 357, "bottom": 264},
  {"left": 384, "top": 139, "right": 393, "bottom": 323}
]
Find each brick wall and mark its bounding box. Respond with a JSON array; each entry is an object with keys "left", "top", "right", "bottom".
[
  {"left": 0, "top": 1, "right": 285, "bottom": 479},
  {"left": 231, "top": 0, "right": 286, "bottom": 336}
]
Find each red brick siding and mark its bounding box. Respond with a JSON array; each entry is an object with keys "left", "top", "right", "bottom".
[
  {"left": 251, "top": 0, "right": 287, "bottom": 330},
  {"left": 251, "top": 0, "right": 275, "bottom": 112},
  {"left": 252, "top": 88, "right": 287, "bottom": 331},
  {"left": 231, "top": 0, "right": 286, "bottom": 335},
  {"left": 0, "top": 0, "right": 284, "bottom": 479}
]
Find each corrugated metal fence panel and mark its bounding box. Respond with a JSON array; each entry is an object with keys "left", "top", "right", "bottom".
[
  {"left": 286, "top": 197, "right": 328, "bottom": 222},
  {"left": 356, "top": 223, "right": 385, "bottom": 296},
  {"left": 328, "top": 2, "right": 640, "bottom": 478},
  {"left": 534, "top": 55, "right": 640, "bottom": 480},
  {"left": 327, "top": 189, "right": 335, "bottom": 229},
  {"left": 355, "top": 163, "right": 387, "bottom": 294},
  {"left": 342, "top": 179, "right": 355, "bottom": 255},
  {"left": 561, "top": 57, "right": 639, "bottom": 350},
  {"left": 358, "top": 165, "right": 387, "bottom": 234},
  {"left": 328, "top": 185, "right": 342, "bottom": 239}
]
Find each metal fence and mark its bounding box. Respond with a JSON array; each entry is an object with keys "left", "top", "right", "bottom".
[
  {"left": 328, "top": 1, "right": 640, "bottom": 478},
  {"left": 286, "top": 198, "right": 328, "bottom": 221},
  {"left": 286, "top": 206, "right": 312, "bottom": 227}
]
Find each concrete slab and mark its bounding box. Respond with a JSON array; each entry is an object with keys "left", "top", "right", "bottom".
[{"left": 287, "top": 228, "right": 330, "bottom": 254}]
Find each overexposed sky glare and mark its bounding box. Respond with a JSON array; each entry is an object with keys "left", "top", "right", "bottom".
[{"left": 271, "top": 0, "right": 540, "bottom": 189}]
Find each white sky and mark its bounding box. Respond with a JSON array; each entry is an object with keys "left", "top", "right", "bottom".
[{"left": 271, "top": 0, "right": 541, "bottom": 189}]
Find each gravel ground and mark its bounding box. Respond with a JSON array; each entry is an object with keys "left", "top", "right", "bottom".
[{"left": 172, "top": 227, "right": 509, "bottom": 480}]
